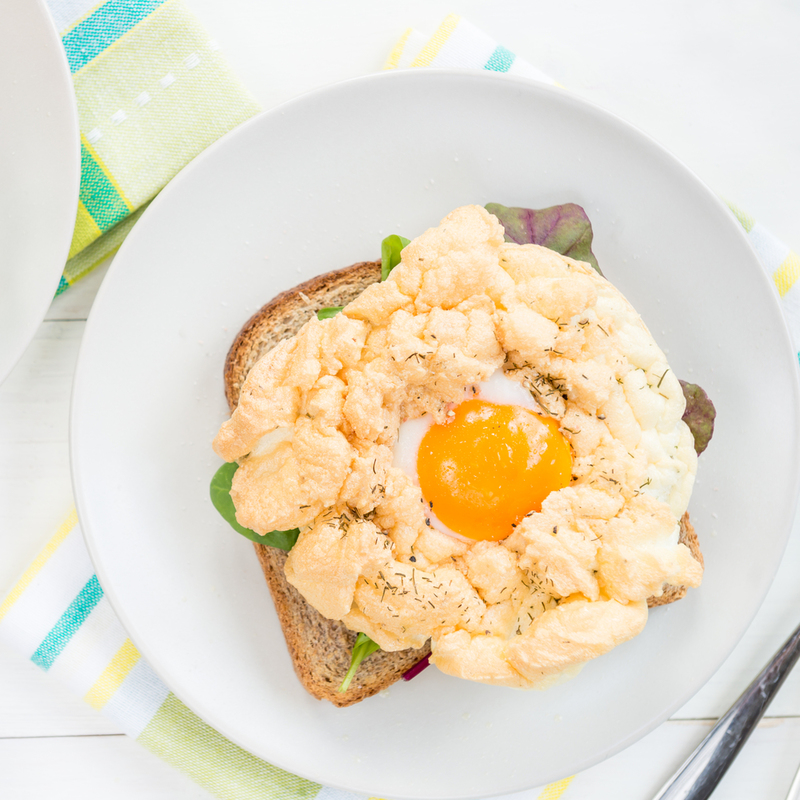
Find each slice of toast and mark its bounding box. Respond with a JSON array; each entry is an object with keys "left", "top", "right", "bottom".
[
  {"left": 225, "top": 261, "right": 430, "bottom": 707},
  {"left": 223, "top": 259, "right": 701, "bottom": 703}
]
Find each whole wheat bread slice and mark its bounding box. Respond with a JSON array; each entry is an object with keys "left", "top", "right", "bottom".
[
  {"left": 225, "top": 260, "right": 430, "bottom": 707},
  {"left": 223, "top": 259, "right": 701, "bottom": 704}
]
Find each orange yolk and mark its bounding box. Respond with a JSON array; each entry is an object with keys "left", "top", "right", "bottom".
[{"left": 416, "top": 400, "right": 572, "bottom": 542}]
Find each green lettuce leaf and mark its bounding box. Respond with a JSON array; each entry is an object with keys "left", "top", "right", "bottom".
[
  {"left": 680, "top": 381, "right": 716, "bottom": 455},
  {"left": 210, "top": 462, "right": 299, "bottom": 550},
  {"left": 381, "top": 234, "right": 411, "bottom": 281},
  {"left": 317, "top": 306, "right": 344, "bottom": 320},
  {"left": 485, "top": 202, "right": 601, "bottom": 274},
  {"left": 317, "top": 234, "right": 408, "bottom": 320},
  {"left": 339, "top": 632, "right": 381, "bottom": 692}
]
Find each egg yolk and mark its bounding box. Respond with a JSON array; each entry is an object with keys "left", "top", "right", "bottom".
[{"left": 416, "top": 400, "right": 572, "bottom": 542}]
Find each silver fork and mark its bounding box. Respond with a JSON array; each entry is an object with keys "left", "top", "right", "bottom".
[{"left": 652, "top": 619, "right": 800, "bottom": 799}]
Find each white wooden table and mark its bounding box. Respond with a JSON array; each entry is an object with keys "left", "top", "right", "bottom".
[{"left": 2, "top": 1, "right": 800, "bottom": 797}]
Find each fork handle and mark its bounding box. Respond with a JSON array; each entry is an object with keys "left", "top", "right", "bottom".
[
  {"left": 652, "top": 619, "right": 800, "bottom": 800},
  {"left": 786, "top": 761, "right": 800, "bottom": 800}
]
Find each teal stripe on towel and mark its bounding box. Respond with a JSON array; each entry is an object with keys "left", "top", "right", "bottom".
[
  {"left": 484, "top": 44, "right": 515, "bottom": 73},
  {"left": 62, "top": 0, "right": 167, "bottom": 73},
  {"left": 31, "top": 575, "right": 104, "bottom": 670},
  {"left": 79, "top": 142, "right": 130, "bottom": 231}
]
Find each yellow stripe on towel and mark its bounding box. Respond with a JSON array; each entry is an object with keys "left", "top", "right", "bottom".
[
  {"left": 773, "top": 251, "right": 800, "bottom": 298},
  {"left": 383, "top": 27, "right": 412, "bottom": 69},
  {"left": 0, "top": 508, "right": 78, "bottom": 623},
  {"left": 409, "top": 13, "right": 460, "bottom": 67},
  {"left": 68, "top": 201, "right": 103, "bottom": 259},
  {"left": 84, "top": 638, "right": 141, "bottom": 710},
  {"left": 536, "top": 775, "right": 575, "bottom": 799}
]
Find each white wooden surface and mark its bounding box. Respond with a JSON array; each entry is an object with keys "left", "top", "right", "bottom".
[{"left": 2, "top": 1, "right": 800, "bottom": 797}]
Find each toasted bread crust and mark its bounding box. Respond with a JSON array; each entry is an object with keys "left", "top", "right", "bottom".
[
  {"left": 223, "top": 259, "right": 701, "bottom": 703},
  {"left": 224, "top": 260, "right": 382, "bottom": 411},
  {"left": 647, "top": 513, "right": 702, "bottom": 608}
]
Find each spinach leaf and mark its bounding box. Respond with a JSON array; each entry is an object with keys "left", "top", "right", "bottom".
[
  {"left": 316, "top": 306, "right": 344, "bottom": 320},
  {"left": 381, "top": 234, "right": 410, "bottom": 281},
  {"left": 339, "top": 632, "right": 381, "bottom": 692},
  {"left": 317, "top": 233, "right": 408, "bottom": 320},
  {"left": 210, "top": 462, "right": 299, "bottom": 550}
]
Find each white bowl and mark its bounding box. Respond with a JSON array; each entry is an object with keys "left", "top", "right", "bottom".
[
  {"left": 71, "top": 70, "right": 800, "bottom": 799},
  {"left": 0, "top": 0, "right": 80, "bottom": 384}
]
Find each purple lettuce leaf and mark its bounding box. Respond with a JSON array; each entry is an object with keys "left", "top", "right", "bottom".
[
  {"left": 680, "top": 380, "right": 716, "bottom": 455},
  {"left": 485, "top": 202, "right": 601, "bottom": 275}
]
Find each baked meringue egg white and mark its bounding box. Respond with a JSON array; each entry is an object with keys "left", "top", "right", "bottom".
[{"left": 213, "top": 204, "right": 703, "bottom": 690}]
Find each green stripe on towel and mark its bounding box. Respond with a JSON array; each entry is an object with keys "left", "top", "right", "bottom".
[
  {"left": 55, "top": 0, "right": 262, "bottom": 293},
  {"left": 31, "top": 575, "right": 104, "bottom": 671},
  {"left": 139, "top": 693, "right": 321, "bottom": 800},
  {"left": 725, "top": 199, "right": 756, "bottom": 233}
]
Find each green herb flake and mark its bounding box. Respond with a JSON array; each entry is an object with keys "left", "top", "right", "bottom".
[
  {"left": 210, "top": 462, "right": 299, "bottom": 550},
  {"left": 338, "top": 632, "right": 381, "bottom": 693}
]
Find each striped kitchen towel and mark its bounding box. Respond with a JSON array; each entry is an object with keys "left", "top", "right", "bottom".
[
  {"left": 0, "top": 511, "right": 320, "bottom": 800},
  {"left": 384, "top": 13, "right": 555, "bottom": 83},
  {"left": 48, "top": 0, "right": 262, "bottom": 294}
]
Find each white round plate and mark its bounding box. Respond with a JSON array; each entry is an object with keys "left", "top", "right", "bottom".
[
  {"left": 0, "top": 0, "right": 80, "bottom": 384},
  {"left": 71, "top": 70, "right": 800, "bottom": 799}
]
